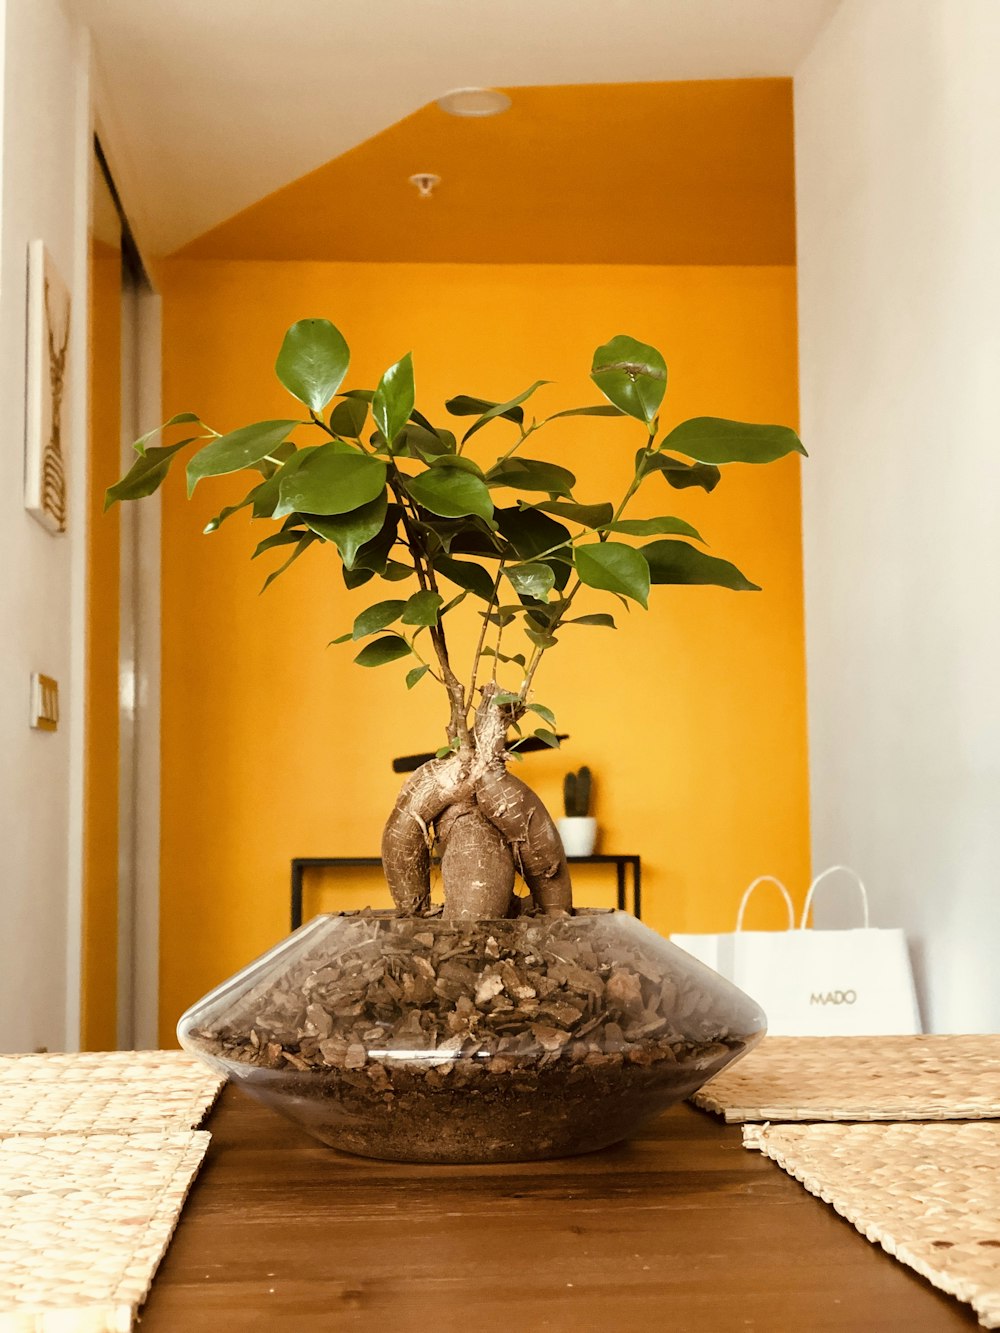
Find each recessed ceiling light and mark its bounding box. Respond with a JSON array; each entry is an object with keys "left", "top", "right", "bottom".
[
  {"left": 409, "top": 173, "right": 441, "bottom": 199},
  {"left": 436, "top": 87, "right": 511, "bottom": 118}
]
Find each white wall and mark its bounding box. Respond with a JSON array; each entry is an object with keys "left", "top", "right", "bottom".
[
  {"left": 796, "top": 0, "right": 1000, "bottom": 1030},
  {"left": 0, "top": 0, "right": 91, "bottom": 1051}
]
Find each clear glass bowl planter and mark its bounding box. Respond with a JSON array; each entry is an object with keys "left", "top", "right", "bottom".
[{"left": 178, "top": 909, "right": 765, "bottom": 1163}]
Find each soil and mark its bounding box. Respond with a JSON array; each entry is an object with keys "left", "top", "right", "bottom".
[{"left": 187, "top": 910, "right": 762, "bottom": 1162}]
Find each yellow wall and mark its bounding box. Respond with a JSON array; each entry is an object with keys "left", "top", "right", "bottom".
[
  {"left": 158, "top": 259, "right": 810, "bottom": 1044},
  {"left": 82, "top": 235, "right": 121, "bottom": 1048}
]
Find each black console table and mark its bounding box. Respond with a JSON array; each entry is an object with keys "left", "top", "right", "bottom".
[{"left": 290, "top": 854, "right": 642, "bottom": 929}]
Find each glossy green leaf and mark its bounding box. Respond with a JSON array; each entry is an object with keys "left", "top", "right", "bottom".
[
  {"left": 406, "top": 467, "right": 494, "bottom": 521},
  {"left": 260, "top": 532, "right": 318, "bottom": 592},
  {"left": 591, "top": 335, "right": 667, "bottom": 423},
  {"left": 486, "top": 457, "right": 576, "bottom": 496},
  {"left": 382, "top": 560, "right": 417, "bottom": 581},
  {"left": 531, "top": 728, "right": 561, "bottom": 748},
  {"left": 406, "top": 665, "right": 430, "bottom": 689},
  {"left": 544, "top": 404, "right": 625, "bottom": 422},
  {"left": 458, "top": 381, "right": 549, "bottom": 444},
  {"left": 402, "top": 590, "right": 443, "bottom": 626},
  {"left": 343, "top": 566, "right": 375, "bottom": 590},
  {"left": 664, "top": 417, "right": 806, "bottom": 465},
  {"left": 526, "top": 702, "right": 556, "bottom": 726},
  {"left": 434, "top": 556, "right": 496, "bottom": 601},
  {"left": 567, "top": 613, "right": 617, "bottom": 628},
  {"left": 526, "top": 499, "right": 614, "bottom": 529},
  {"left": 641, "top": 539, "right": 760, "bottom": 591},
  {"left": 246, "top": 447, "right": 318, "bottom": 520},
  {"left": 105, "top": 440, "right": 192, "bottom": 509},
  {"left": 394, "top": 421, "right": 455, "bottom": 460},
  {"left": 525, "top": 626, "right": 558, "bottom": 649},
  {"left": 607, "top": 515, "right": 704, "bottom": 541},
  {"left": 204, "top": 494, "right": 254, "bottom": 533},
  {"left": 496, "top": 507, "right": 570, "bottom": 560},
  {"left": 303, "top": 491, "right": 387, "bottom": 568},
  {"left": 429, "top": 454, "right": 484, "bottom": 476},
  {"left": 275, "top": 319, "right": 350, "bottom": 411},
  {"left": 352, "top": 505, "right": 402, "bottom": 574},
  {"left": 372, "top": 353, "right": 414, "bottom": 445},
  {"left": 640, "top": 450, "right": 721, "bottom": 493},
  {"left": 354, "top": 636, "right": 413, "bottom": 667},
  {"left": 329, "top": 396, "right": 368, "bottom": 439},
  {"left": 445, "top": 393, "right": 525, "bottom": 424},
  {"left": 186, "top": 420, "right": 299, "bottom": 495},
  {"left": 252, "top": 529, "right": 304, "bottom": 559},
  {"left": 352, "top": 600, "right": 407, "bottom": 639},
  {"left": 275, "top": 445, "right": 386, "bottom": 517},
  {"left": 505, "top": 562, "right": 555, "bottom": 600},
  {"left": 133, "top": 412, "right": 202, "bottom": 456},
  {"left": 574, "top": 542, "right": 650, "bottom": 609}
]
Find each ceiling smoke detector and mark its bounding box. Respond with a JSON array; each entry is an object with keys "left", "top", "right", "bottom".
[
  {"left": 436, "top": 87, "right": 511, "bottom": 118},
  {"left": 408, "top": 173, "right": 441, "bottom": 199}
]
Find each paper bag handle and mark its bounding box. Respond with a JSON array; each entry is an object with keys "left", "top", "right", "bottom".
[
  {"left": 736, "top": 876, "right": 795, "bottom": 931},
  {"left": 799, "top": 864, "right": 870, "bottom": 930}
]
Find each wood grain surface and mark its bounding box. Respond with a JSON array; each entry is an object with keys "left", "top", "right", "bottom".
[{"left": 140, "top": 1085, "right": 978, "bottom": 1332}]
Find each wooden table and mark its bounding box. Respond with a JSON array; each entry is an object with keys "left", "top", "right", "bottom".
[{"left": 141, "top": 1085, "right": 977, "bottom": 1331}]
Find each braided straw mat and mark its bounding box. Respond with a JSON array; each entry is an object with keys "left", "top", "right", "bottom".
[
  {"left": 0, "top": 1130, "right": 209, "bottom": 1332},
  {"left": 744, "top": 1121, "right": 1000, "bottom": 1328},
  {"left": 693, "top": 1034, "right": 1000, "bottom": 1122},
  {"left": 0, "top": 1051, "right": 225, "bottom": 1136}
]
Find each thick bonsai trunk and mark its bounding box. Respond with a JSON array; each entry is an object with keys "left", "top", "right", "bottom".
[{"left": 381, "top": 685, "right": 573, "bottom": 920}]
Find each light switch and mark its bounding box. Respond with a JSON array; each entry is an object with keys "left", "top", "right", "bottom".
[{"left": 30, "top": 673, "right": 59, "bottom": 731}]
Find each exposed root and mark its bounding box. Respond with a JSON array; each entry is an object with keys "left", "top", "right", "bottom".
[
  {"left": 475, "top": 769, "right": 573, "bottom": 915},
  {"left": 381, "top": 753, "right": 473, "bottom": 914},
  {"left": 440, "top": 803, "right": 516, "bottom": 920}
]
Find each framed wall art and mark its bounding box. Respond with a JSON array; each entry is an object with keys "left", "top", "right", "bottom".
[{"left": 24, "top": 239, "right": 71, "bottom": 535}]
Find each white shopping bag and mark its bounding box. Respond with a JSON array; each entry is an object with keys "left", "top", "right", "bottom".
[{"left": 670, "top": 866, "right": 922, "bottom": 1036}]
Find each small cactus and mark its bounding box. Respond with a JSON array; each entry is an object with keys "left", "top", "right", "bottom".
[{"left": 563, "top": 766, "right": 592, "bottom": 818}]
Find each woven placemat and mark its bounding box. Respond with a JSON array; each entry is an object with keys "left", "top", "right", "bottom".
[
  {"left": 0, "top": 1051, "right": 225, "bottom": 1137},
  {"left": 0, "top": 1129, "right": 209, "bottom": 1331},
  {"left": 692, "top": 1034, "right": 1000, "bottom": 1122},
  {"left": 744, "top": 1121, "right": 1000, "bottom": 1328}
]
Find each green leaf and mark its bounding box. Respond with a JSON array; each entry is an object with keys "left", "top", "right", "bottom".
[
  {"left": 575, "top": 542, "right": 650, "bottom": 609},
  {"left": 304, "top": 492, "right": 388, "bottom": 568},
  {"left": 429, "top": 454, "right": 484, "bottom": 476},
  {"left": 505, "top": 562, "right": 555, "bottom": 600},
  {"left": 483, "top": 647, "right": 527, "bottom": 667},
  {"left": 204, "top": 494, "right": 254, "bottom": 533},
  {"left": 640, "top": 451, "right": 721, "bottom": 493},
  {"left": 352, "top": 600, "right": 407, "bottom": 639},
  {"left": 445, "top": 393, "right": 525, "bottom": 423},
  {"left": 591, "top": 335, "right": 667, "bottom": 423},
  {"left": 664, "top": 417, "right": 806, "bottom": 465},
  {"left": 406, "top": 467, "right": 494, "bottom": 521},
  {"left": 458, "top": 381, "right": 549, "bottom": 444},
  {"left": 372, "top": 353, "right": 414, "bottom": 445},
  {"left": 275, "top": 319, "right": 350, "bottom": 412},
  {"left": 186, "top": 420, "right": 299, "bottom": 495},
  {"left": 406, "top": 665, "right": 430, "bottom": 689},
  {"left": 607, "top": 515, "right": 704, "bottom": 541},
  {"left": 354, "top": 636, "right": 413, "bottom": 667},
  {"left": 525, "top": 626, "right": 558, "bottom": 649},
  {"left": 526, "top": 499, "right": 614, "bottom": 528},
  {"left": 641, "top": 539, "right": 760, "bottom": 591},
  {"left": 532, "top": 728, "right": 561, "bottom": 748},
  {"left": 275, "top": 445, "right": 386, "bottom": 517},
  {"left": 343, "top": 566, "right": 375, "bottom": 590},
  {"left": 134, "top": 412, "right": 202, "bottom": 456},
  {"left": 261, "top": 532, "right": 318, "bottom": 592},
  {"left": 544, "top": 404, "right": 625, "bottom": 422},
  {"left": 394, "top": 421, "right": 455, "bottom": 460},
  {"left": 434, "top": 556, "right": 496, "bottom": 602},
  {"left": 252, "top": 529, "right": 305, "bottom": 559},
  {"left": 402, "top": 590, "right": 443, "bottom": 626},
  {"left": 486, "top": 458, "right": 576, "bottom": 496},
  {"left": 382, "top": 560, "right": 416, "bottom": 581},
  {"left": 105, "top": 440, "right": 191, "bottom": 509},
  {"left": 246, "top": 447, "right": 319, "bottom": 520},
  {"left": 329, "top": 396, "right": 368, "bottom": 439},
  {"left": 567, "top": 613, "right": 617, "bottom": 628},
  {"left": 527, "top": 702, "right": 556, "bottom": 726},
  {"left": 352, "top": 505, "right": 402, "bottom": 574},
  {"left": 496, "top": 506, "right": 570, "bottom": 561}
]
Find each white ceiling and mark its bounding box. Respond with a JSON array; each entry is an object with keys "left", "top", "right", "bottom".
[{"left": 70, "top": 0, "right": 841, "bottom": 256}]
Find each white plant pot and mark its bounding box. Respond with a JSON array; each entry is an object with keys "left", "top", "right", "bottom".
[{"left": 557, "top": 816, "right": 598, "bottom": 857}]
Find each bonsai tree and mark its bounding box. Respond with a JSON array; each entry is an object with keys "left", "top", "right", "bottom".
[{"left": 108, "top": 321, "right": 804, "bottom": 922}]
